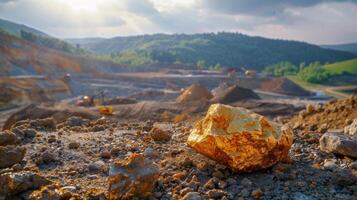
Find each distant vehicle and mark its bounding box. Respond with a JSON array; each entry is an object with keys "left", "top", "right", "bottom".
[
  {"left": 63, "top": 73, "right": 71, "bottom": 82},
  {"left": 245, "top": 70, "right": 257, "bottom": 77},
  {"left": 76, "top": 95, "right": 94, "bottom": 107}
]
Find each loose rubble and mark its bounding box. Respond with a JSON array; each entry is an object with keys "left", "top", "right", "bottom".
[{"left": 0, "top": 95, "right": 356, "bottom": 199}]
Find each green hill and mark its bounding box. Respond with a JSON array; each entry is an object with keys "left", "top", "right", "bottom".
[
  {"left": 324, "top": 58, "right": 357, "bottom": 75},
  {"left": 68, "top": 33, "right": 356, "bottom": 70}
]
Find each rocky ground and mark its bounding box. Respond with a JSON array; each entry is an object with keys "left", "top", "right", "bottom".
[{"left": 0, "top": 95, "right": 356, "bottom": 199}]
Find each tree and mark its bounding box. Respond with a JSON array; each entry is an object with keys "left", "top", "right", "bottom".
[
  {"left": 263, "top": 61, "right": 298, "bottom": 76},
  {"left": 196, "top": 60, "right": 206, "bottom": 69}
]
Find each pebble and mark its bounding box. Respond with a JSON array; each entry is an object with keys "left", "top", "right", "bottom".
[
  {"left": 143, "top": 147, "right": 159, "bottom": 158},
  {"left": 323, "top": 160, "right": 337, "bottom": 170},
  {"left": 207, "top": 189, "right": 226, "bottom": 199},
  {"left": 68, "top": 142, "right": 80, "bottom": 149},
  {"left": 181, "top": 192, "right": 202, "bottom": 200},
  {"left": 88, "top": 161, "right": 106, "bottom": 172},
  {"left": 100, "top": 151, "right": 111, "bottom": 159}
]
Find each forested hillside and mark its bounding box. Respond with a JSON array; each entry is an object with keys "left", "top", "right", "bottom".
[
  {"left": 68, "top": 33, "right": 356, "bottom": 70},
  {"left": 321, "top": 43, "right": 357, "bottom": 55}
]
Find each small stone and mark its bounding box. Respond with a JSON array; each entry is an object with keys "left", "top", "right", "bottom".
[
  {"left": 143, "top": 147, "right": 159, "bottom": 158},
  {"left": 150, "top": 127, "right": 172, "bottom": 142},
  {"left": 68, "top": 142, "right": 80, "bottom": 149},
  {"left": 67, "top": 116, "right": 84, "bottom": 127},
  {"left": 100, "top": 151, "right": 111, "bottom": 159},
  {"left": 88, "top": 160, "right": 106, "bottom": 172},
  {"left": 181, "top": 192, "right": 202, "bottom": 200},
  {"left": 323, "top": 160, "right": 337, "bottom": 170},
  {"left": 36, "top": 150, "right": 56, "bottom": 165},
  {"left": 207, "top": 189, "right": 226, "bottom": 199},
  {"left": 251, "top": 188, "right": 264, "bottom": 199}
]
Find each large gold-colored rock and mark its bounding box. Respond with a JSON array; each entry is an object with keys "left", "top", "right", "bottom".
[{"left": 187, "top": 104, "right": 293, "bottom": 172}]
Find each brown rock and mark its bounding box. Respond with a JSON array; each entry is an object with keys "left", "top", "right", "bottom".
[
  {"left": 0, "top": 171, "right": 51, "bottom": 197},
  {"left": 0, "top": 131, "right": 18, "bottom": 145},
  {"left": 100, "top": 150, "right": 111, "bottom": 159},
  {"left": 68, "top": 142, "right": 80, "bottom": 149},
  {"left": 108, "top": 153, "right": 160, "bottom": 200},
  {"left": 187, "top": 104, "right": 293, "bottom": 172},
  {"left": 150, "top": 127, "right": 171, "bottom": 142},
  {"left": 0, "top": 145, "right": 26, "bottom": 169}
]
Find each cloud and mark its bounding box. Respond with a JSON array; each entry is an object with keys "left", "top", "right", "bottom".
[
  {"left": 201, "top": 0, "right": 357, "bottom": 16},
  {"left": 0, "top": 0, "right": 356, "bottom": 43}
]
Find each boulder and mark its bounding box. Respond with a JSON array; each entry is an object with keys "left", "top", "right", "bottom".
[
  {"left": 108, "top": 153, "right": 160, "bottom": 200},
  {"left": 0, "top": 145, "right": 26, "bottom": 169},
  {"left": 176, "top": 84, "right": 213, "bottom": 103},
  {"left": 0, "top": 171, "right": 51, "bottom": 197},
  {"left": 319, "top": 132, "right": 357, "bottom": 158},
  {"left": 187, "top": 104, "right": 293, "bottom": 172}
]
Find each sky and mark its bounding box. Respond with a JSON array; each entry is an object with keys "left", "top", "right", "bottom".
[{"left": 0, "top": 0, "right": 356, "bottom": 44}]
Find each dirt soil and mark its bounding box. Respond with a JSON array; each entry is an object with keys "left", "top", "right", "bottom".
[{"left": 289, "top": 95, "right": 357, "bottom": 134}]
